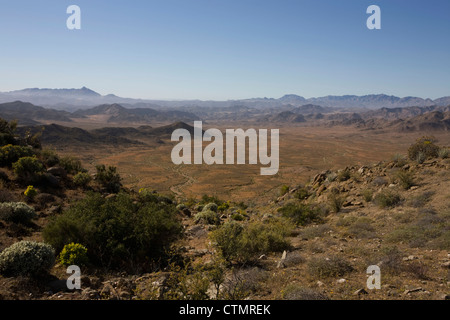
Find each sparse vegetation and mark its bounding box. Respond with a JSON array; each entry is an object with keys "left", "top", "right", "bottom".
[
  {"left": 374, "top": 189, "right": 402, "bottom": 208},
  {"left": 307, "top": 255, "right": 354, "bottom": 278},
  {"left": 277, "top": 202, "right": 321, "bottom": 226}
]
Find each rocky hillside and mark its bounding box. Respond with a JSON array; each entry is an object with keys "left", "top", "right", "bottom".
[{"left": 0, "top": 119, "right": 449, "bottom": 300}]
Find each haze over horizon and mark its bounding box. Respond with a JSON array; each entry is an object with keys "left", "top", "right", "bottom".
[{"left": 1, "top": 1, "right": 450, "bottom": 100}]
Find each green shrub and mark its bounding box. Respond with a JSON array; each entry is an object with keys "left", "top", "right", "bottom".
[
  {"left": 0, "top": 144, "right": 34, "bottom": 167},
  {"left": 95, "top": 164, "right": 122, "bottom": 193},
  {"left": 294, "top": 187, "right": 310, "bottom": 200},
  {"left": 346, "top": 217, "right": 376, "bottom": 239},
  {"left": 307, "top": 255, "right": 354, "bottom": 278},
  {"left": 39, "top": 149, "right": 60, "bottom": 167},
  {"left": 374, "top": 190, "right": 402, "bottom": 208},
  {"left": 392, "top": 154, "right": 407, "bottom": 167},
  {"left": 416, "top": 152, "right": 426, "bottom": 164},
  {"left": 438, "top": 148, "right": 449, "bottom": 159},
  {"left": 362, "top": 189, "right": 373, "bottom": 202},
  {"left": 194, "top": 209, "right": 221, "bottom": 225},
  {"left": 203, "top": 202, "right": 218, "bottom": 213},
  {"left": 299, "top": 224, "right": 333, "bottom": 240},
  {"left": 58, "top": 243, "right": 88, "bottom": 266},
  {"left": 210, "top": 220, "right": 291, "bottom": 264},
  {"left": 280, "top": 185, "right": 289, "bottom": 196},
  {"left": 408, "top": 136, "right": 440, "bottom": 161},
  {"left": 217, "top": 201, "right": 230, "bottom": 212},
  {"left": 231, "top": 213, "right": 245, "bottom": 221},
  {"left": 277, "top": 202, "right": 321, "bottom": 226},
  {"left": 395, "top": 170, "right": 415, "bottom": 190},
  {"left": 59, "top": 156, "right": 85, "bottom": 175},
  {"left": 337, "top": 169, "right": 351, "bottom": 182},
  {"left": 0, "top": 241, "right": 55, "bottom": 276},
  {"left": 0, "top": 202, "right": 37, "bottom": 224},
  {"left": 0, "top": 118, "right": 18, "bottom": 147},
  {"left": 73, "top": 172, "right": 92, "bottom": 188},
  {"left": 328, "top": 193, "right": 345, "bottom": 213},
  {"left": 43, "top": 192, "right": 182, "bottom": 269},
  {"left": 12, "top": 156, "right": 44, "bottom": 183},
  {"left": 24, "top": 185, "right": 38, "bottom": 200}
]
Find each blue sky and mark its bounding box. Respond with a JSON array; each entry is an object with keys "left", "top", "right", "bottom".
[{"left": 0, "top": 0, "right": 449, "bottom": 100}]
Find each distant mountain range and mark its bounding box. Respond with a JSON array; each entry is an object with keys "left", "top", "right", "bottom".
[
  {"left": 0, "top": 101, "right": 199, "bottom": 125},
  {"left": 1, "top": 87, "right": 450, "bottom": 110}
]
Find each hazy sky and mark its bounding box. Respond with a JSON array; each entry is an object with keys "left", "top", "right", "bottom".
[{"left": 1, "top": 0, "right": 449, "bottom": 100}]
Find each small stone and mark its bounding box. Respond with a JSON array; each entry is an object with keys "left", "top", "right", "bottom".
[{"left": 336, "top": 279, "right": 346, "bottom": 284}]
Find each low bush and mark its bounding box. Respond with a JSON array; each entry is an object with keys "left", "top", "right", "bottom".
[
  {"left": 12, "top": 156, "right": 45, "bottom": 183},
  {"left": 95, "top": 164, "right": 122, "bottom": 193},
  {"left": 346, "top": 217, "right": 377, "bottom": 239},
  {"left": 294, "top": 187, "right": 310, "bottom": 200},
  {"left": 58, "top": 243, "right": 89, "bottom": 267},
  {"left": 391, "top": 154, "right": 408, "bottom": 167},
  {"left": 43, "top": 192, "right": 182, "bottom": 269},
  {"left": 210, "top": 219, "right": 291, "bottom": 265},
  {"left": 307, "top": 255, "right": 354, "bottom": 278},
  {"left": 0, "top": 118, "right": 18, "bottom": 147},
  {"left": 194, "top": 210, "right": 221, "bottom": 225},
  {"left": 0, "top": 144, "right": 34, "bottom": 167},
  {"left": 203, "top": 202, "right": 218, "bottom": 213},
  {"left": 59, "top": 156, "right": 85, "bottom": 175},
  {"left": 336, "top": 169, "right": 350, "bottom": 182},
  {"left": 277, "top": 202, "right": 321, "bottom": 226},
  {"left": 0, "top": 202, "right": 37, "bottom": 224},
  {"left": 24, "top": 185, "right": 38, "bottom": 200},
  {"left": 0, "top": 241, "right": 55, "bottom": 276},
  {"left": 394, "top": 170, "right": 415, "bottom": 190},
  {"left": 73, "top": 172, "right": 92, "bottom": 188},
  {"left": 374, "top": 189, "right": 402, "bottom": 208},
  {"left": 362, "top": 189, "right": 373, "bottom": 202},
  {"left": 438, "top": 148, "right": 449, "bottom": 159},
  {"left": 299, "top": 224, "right": 332, "bottom": 240},
  {"left": 408, "top": 136, "right": 440, "bottom": 161},
  {"left": 280, "top": 185, "right": 289, "bottom": 196},
  {"left": 328, "top": 193, "right": 345, "bottom": 213},
  {"left": 39, "top": 149, "right": 60, "bottom": 167}
]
